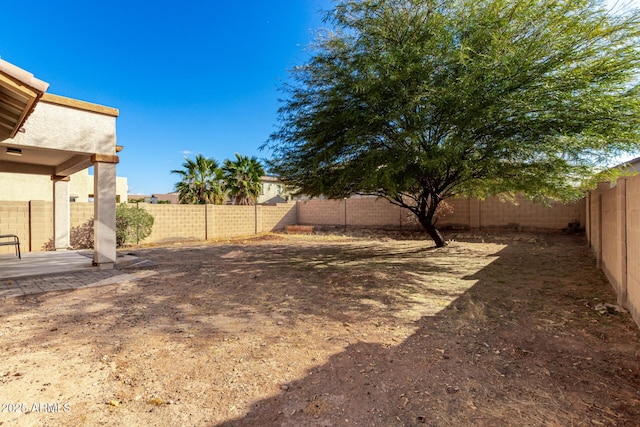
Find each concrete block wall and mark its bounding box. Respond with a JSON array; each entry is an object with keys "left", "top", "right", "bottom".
[
  {"left": 297, "top": 199, "right": 347, "bottom": 226},
  {"left": 441, "top": 198, "right": 472, "bottom": 229},
  {"left": 29, "top": 201, "right": 53, "bottom": 252},
  {"left": 0, "top": 202, "right": 30, "bottom": 255},
  {"left": 70, "top": 202, "right": 94, "bottom": 228},
  {"left": 479, "top": 195, "right": 583, "bottom": 230},
  {"left": 259, "top": 203, "right": 297, "bottom": 232},
  {"left": 140, "top": 204, "right": 206, "bottom": 243},
  {"left": 0, "top": 201, "right": 300, "bottom": 251},
  {"left": 0, "top": 195, "right": 585, "bottom": 253},
  {"left": 626, "top": 176, "right": 640, "bottom": 328},
  {"left": 587, "top": 175, "right": 640, "bottom": 329},
  {"left": 297, "top": 195, "right": 584, "bottom": 232},
  {"left": 208, "top": 205, "right": 256, "bottom": 238},
  {"left": 600, "top": 187, "right": 621, "bottom": 294},
  {"left": 345, "top": 197, "right": 405, "bottom": 228}
]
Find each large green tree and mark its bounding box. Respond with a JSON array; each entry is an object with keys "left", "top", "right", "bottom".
[
  {"left": 222, "top": 153, "right": 266, "bottom": 205},
  {"left": 265, "top": 0, "right": 640, "bottom": 247},
  {"left": 172, "top": 154, "right": 225, "bottom": 204}
]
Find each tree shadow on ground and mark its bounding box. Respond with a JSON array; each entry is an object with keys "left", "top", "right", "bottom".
[{"left": 214, "top": 235, "right": 640, "bottom": 426}]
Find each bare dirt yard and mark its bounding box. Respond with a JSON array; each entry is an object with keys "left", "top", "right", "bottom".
[{"left": 1, "top": 231, "right": 639, "bottom": 426}]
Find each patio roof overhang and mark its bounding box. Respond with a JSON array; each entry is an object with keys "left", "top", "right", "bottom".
[
  {"left": 0, "top": 93, "right": 120, "bottom": 178},
  {"left": 0, "top": 59, "right": 49, "bottom": 141},
  {"left": 0, "top": 59, "right": 121, "bottom": 269},
  {"left": 0, "top": 59, "right": 120, "bottom": 178}
]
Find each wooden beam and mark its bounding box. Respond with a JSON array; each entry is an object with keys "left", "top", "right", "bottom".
[
  {"left": 0, "top": 108, "right": 20, "bottom": 124},
  {"left": 41, "top": 93, "right": 119, "bottom": 117},
  {"left": 0, "top": 73, "right": 38, "bottom": 100},
  {"left": 54, "top": 154, "right": 92, "bottom": 177},
  {"left": 0, "top": 91, "right": 27, "bottom": 111},
  {"left": 91, "top": 154, "right": 119, "bottom": 164},
  {"left": 0, "top": 119, "right": 14, "bottom": 130}
]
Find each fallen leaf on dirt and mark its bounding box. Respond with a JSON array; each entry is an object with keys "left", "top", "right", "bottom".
[{"left": 147, "top": 398, "right": 165, "bottom": 406}]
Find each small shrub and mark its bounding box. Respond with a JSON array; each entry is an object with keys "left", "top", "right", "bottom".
[
  {"left": 42, "top": 219, "right": 94, "bottom": 251},
  {"left": 116, "top": 204, "right": 154, "bottom": 246}
]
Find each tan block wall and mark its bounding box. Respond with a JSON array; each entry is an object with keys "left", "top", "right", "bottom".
[
  {"left": 139, "top": 204, "right": 206, "bottom": 244},
  {"left": 297, "top": 199, "right": 347, "bottom": 226},
  {"left": 29, "top": 201, "right": 53, "bottom": 252},
  {"left": 600, "top": 188, "right": 620, "bottom": 291},
  {"left": 586, "top": 175, "right": 640, "bottom": 329},
  {"left": 297, "top": 195, "right": 583, "bottom": 231},
  {"left": 345, "top": 198, "right": 407, "bottom": 228},
  {"left": 0, "top": 202, "right": 30, "bottom": 255},
  {"left": 0, "top": 201, "right": 299, "bottom": 252},
  {"left": 440, "top": 198, "right": 472, "bottom": 229},
  {"left": 479, "top": 195, "right": 583, "bottom": 230},
  {"left": 626, "top": 176, "right": 640, "bottom": 327},
  {"left": 258, "top": 203, "right": 297, "bottom": 232},
  {"left": 589, "top": 188, "right": 602, "bottom": 262},
  {"left": 70, "top": 202, "right": 94, "bottom": 228},
  {"left": 207, "top": 205, "right": 256, "bottom": 239}
]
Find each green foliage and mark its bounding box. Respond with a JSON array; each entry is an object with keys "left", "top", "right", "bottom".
[
  {"left": 222, "top": 153, "right": 266, "bottom": 205},
  {"left": 265, "top": 0, "right": 640, "bottom": 246},
  {"left": 116, "top": 204, "right": 154, "bottom": 246},
  {"left": 172, "top": 154, "right": 225, "bottom": 204}
]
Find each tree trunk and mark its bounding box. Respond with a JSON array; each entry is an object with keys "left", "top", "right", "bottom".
[
  {"left": 424, "top": 222, "right": 446, "bottom": 248},
  {"left": 415, "top": 193, "right": 447, "bottom": 248}
]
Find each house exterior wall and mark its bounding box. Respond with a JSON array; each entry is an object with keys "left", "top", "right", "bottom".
[
  {"left": 258, "top": 179, "right": 287, "bottom": 203},
  {"left": 11, "top": 100, "right": 116, "bottom": 155},
  {"left": 0, "top": 170, "right": 128, "bottom": 202}
]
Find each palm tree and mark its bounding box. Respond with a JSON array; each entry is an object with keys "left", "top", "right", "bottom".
[
  {"left": 222, "top": 154, "right": 265, "bottom": 205},
  {"left": 171, "top": 155, "right": 225, "bottom": 204}
]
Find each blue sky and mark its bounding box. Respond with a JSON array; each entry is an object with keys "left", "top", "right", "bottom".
[
  {"left": 1, "top": 0, "right": 638, "bottom": 195},
  {"left": 1, "top": 1, "right": 331, "bottom": 195}
]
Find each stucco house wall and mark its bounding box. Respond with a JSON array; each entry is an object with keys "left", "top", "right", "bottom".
[{"left": 0, "top": 169, "right": 128, "bottom": 202}]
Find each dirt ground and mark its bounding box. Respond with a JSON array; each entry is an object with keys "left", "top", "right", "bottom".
[{"left": 1, "top": 231, "right": 639, "bottom": 427}]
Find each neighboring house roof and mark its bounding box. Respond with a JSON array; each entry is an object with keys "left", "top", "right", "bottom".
[
  {"left": 129, "top": 193, "right": 179, "bottom": 204},
  {"left": 152, "top": 193, "right": 179, "bottom": 204},
  {"left": 260, "top": 175, "right": 281, "bottom": 183},
  {"left": 613, "top": 156, "right": 640, "bottom": 175}
]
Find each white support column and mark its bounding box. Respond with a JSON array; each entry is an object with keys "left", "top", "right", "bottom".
[
  {"left": 93, "top": 159, "right": 118, "bottom": 269},
  {"left": 53, "top": 176, "right": 70, "bottom": 250}
]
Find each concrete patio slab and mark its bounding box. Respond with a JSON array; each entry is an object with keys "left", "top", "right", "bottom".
[
  {"left": 0, "top": 250, "right": 95, "bottom": 279},
  {"left": 0, "top": 251, "right": 157, "bottom": 299},
  {"left": 0, "top": 250, "right": 155, "bottom": 280}
]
